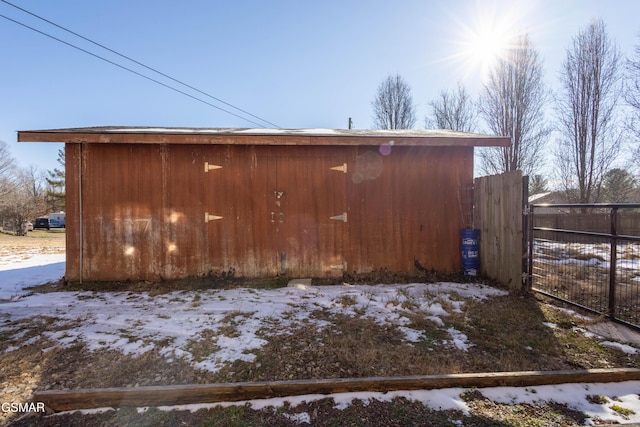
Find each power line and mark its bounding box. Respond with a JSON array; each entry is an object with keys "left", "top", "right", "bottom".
[
  {"left": 0, "top": 1, "right": 280, "bottom": 128},
  {"left": 0, "top": 13, "right": 266, "bottom": 128}
]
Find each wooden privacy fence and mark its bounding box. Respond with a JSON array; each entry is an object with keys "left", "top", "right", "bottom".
[{"left": 473, "top": 171, "right": 525, "bottom": 290}]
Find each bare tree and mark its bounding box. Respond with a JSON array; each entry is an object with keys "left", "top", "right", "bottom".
[
  {"left": 0, "top": 140, "right": 16, "bottom": 202},
  {"left": 22, "top": 165, "right": 47, "bottom": 204},
  {"left": 0, "top": 165, "right": 48, "bottom": 234},
  {"left": 426, "top": 83, "right": 477, "bottom": 132},
  {"left": 625, "top": 32, "right": 640, "bottom": 167},
  {"left": 478, "top": 33, "right": 550, "bottom": 176},
  {"left": 371, "top": 74, "right": 416, "bottom": 129},
  {"left": 555, "top": 19, "right": 622, "bottom": 203}
]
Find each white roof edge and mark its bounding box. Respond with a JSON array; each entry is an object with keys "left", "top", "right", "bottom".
[{"left": 27, "top": 126, "right": 503, "bottom": 139}]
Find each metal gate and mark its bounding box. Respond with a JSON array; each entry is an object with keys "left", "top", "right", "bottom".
[{"left": 527, "top": 203, "right": 640, "bottom": 330}]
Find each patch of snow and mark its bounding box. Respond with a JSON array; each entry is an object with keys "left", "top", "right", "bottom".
[
  {"left": 528, "top": 192, "right": 551, "bottom": 202},
  {"left": 480, "top": 381, "right": 640, "bottom": 425},
  {"left": 444, "top": 328, "right": 473, "bottom": 351},
  {"left": 234, "top": 128, "right": 285, "bottom": 134},
  {"left": 600, "top": 341, "right": 638, "bottom": 354},
  {"left": 299, "top": 128, "right": 339, "bottom": 135},
  {"left": 82, "top": 380, "right": 640, "bottom": 426},
  {"left": 54, "top": 407, "right": 115, "bottom": 416},
  {"left": 283, "top": 412, "right": 311, "bottom": 424},
  {"left": 0, "top": 254, "right": 64, "bottom": 301},
  {"left": 574, "top": 327, "right": 598, "bottom": 339},
  {"left": 422, "top": 302, "right": 448, "bottom": 317},
  {"left": 551, "top": 306, "right": 593, "bottom": 321},
  {"left": 398, "top": 326, "right": 425, "bottom": 343}
]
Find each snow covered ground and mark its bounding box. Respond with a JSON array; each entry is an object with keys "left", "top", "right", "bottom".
[
  {"left": 535, "top": 240, "right": 640, "bottom": 275},
  {"left": 0, "top": 253, "right": 64, "bottom": 301},
  {"left": 137, "top": 381, "right": 640, "bottom": 426},
  {"left": 1, "top": 265, "right": 508, "bottom": 371},
  {"left": 1, "top": 252, "right": 640, "bottom": 425}
]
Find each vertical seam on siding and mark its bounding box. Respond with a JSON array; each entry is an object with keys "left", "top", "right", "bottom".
[{"left": 78, "top": 143, "right": 83, "bottom": 283}]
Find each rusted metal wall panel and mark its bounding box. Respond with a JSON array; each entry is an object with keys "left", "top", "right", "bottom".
[
  {"left": 268, "top": 146, "right": 348, "bottom": 277},
  {"left": 65, "top": 141, "right": 472, "bottom": 281},
  {"left": 162, "top": 145, "right": 209, "bottom": 278},
  {"left": 72, "top": 143, "right": 209, "bottom": 281},
  {"left": 204, "top": 145, "right": 276, "bottom": 277},
  {"left": 64, "top": 144, "right": 81, "bottom": 282},
  {"left": 345, "top": 146, "right": 473, "bottom": 274},
  {"left": 81, "top": 144, "right": 161, "bottom": 281},
  {"left": 202, "top": 145, "right": 348, "bottom": 277}
]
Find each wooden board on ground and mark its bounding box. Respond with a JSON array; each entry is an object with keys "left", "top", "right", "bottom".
[{"left": 33, "top": 368, "right": 640, "bottom": 412}]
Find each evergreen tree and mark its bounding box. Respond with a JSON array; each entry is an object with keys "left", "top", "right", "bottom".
[
  {"left": 46, "top": 149, "right": 65, "bottom": 212},
  {"left": 528, "top": 175, "right": 549, "bottom": 195},
  {"left": 601, "top": 168, "right": 636, "bottom": 202}
]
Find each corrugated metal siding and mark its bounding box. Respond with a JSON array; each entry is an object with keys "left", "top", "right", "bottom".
[
  {"left": 65, "top": 144, "right": 81, "bottom": 282},
  {"left": 203, "top": 145, "right": 348, "bottom": 277},
  {"left": 65, "top": 142, "right": 471, "bottom": 281},
  {"left": 204, "top": 145, "right": 276, "bottom": 276},
  {"left": 345, "top": 146, "right": 472, "bottom": 273}
]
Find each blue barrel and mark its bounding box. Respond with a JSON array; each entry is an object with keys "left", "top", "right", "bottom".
[{"left": 461, "top": 228, "right": 480, "bottom": 276}]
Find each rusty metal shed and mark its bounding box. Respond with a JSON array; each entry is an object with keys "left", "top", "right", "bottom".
[{"left": 18, "top": 127, "right": 509, "bottom": 282}]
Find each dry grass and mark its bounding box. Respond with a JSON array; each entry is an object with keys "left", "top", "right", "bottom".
[
  {"left": 6, "top": 233, "right": 640, "bottom": 425},
  {"left": 212, "top": 311, "right": 468, "bottom": 383},
  {"left": 460, "top": 389, "right": 588, "bottom": 426},
  {"left": 4, "top": 291, "right": 639, "bottom": 393},
  {"left": 533, "top": 239, "right": 640, "bottom": 326},
  {"left": 3, "top": 286, "right": 640, "bottom": 426},
  {"left": 6, "top": 395, "right": 602, "bottom": 427}
]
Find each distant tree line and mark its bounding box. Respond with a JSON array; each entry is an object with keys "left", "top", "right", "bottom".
[
  {"left": 0, "top": 144, "right": 65, "bottom": 235},
  {"left": 370, "top": 18, "right": 640, "bottom": 204}
]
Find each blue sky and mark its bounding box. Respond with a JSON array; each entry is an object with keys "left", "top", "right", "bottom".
[{"left": 1, "top": 0, "right": 639, "bottom": 174}]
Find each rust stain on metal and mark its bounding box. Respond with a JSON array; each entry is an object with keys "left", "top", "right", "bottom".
[{"left": 25, "top": 129, "right": 488, "bottom": 281}]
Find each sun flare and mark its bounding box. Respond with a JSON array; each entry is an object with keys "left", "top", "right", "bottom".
[
  {"left": 445, "top": 1, "right": 532, "bottom": 82},
  {"left": 462, "top": 20, "right": 513, "bottom": 77},
  {"left": 469, "top": 26, "right": 509, "bottom": 69}
]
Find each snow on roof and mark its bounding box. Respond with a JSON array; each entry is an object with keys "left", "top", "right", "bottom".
[
  {"left": 22, "top": 126, "right": 493, "bottom": 137},
  {"left": 18, "top": 127, "right": 511, "bottom": 147},
  {"left": 528, "top": 192, "right": 552, "bottom": 202}
]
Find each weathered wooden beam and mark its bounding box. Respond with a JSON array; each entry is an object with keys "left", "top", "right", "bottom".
[{"left": 33, "top": 368, "right": 640, "bottom": 412}]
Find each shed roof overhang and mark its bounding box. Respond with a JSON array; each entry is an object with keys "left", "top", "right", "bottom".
[{"left": 18, "top": 127, "right": 510, "bottom": 147}]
